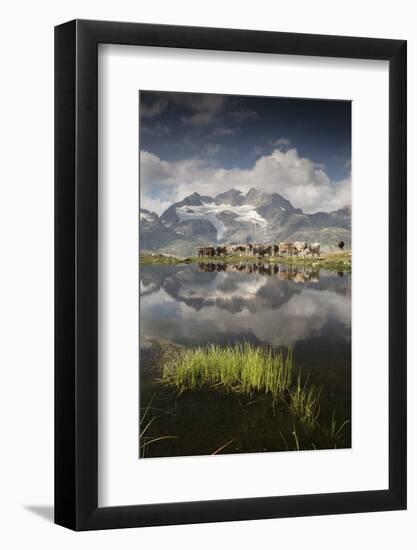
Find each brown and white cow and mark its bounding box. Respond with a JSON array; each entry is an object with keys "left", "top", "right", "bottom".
[
  {"left": 293, "top": 241, "right": 308, "bottom": 256},
  {"left": 279, "top": 242, "right": 294, "bottom": 256}
]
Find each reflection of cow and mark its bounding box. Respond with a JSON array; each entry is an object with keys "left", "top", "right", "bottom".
[
  {"left": 293, "top": 241, "right": 308, "bottom": 256},
  {"left": 279, "top": 270, "right": 292, "bottom": 281},
  {"left": 197, "top": 261, "right": 321, "bottom": 282},
  {"left": 198, "top": 262, "right": 226, "bottom": 272},
  {"left": 279, "top": 243, "right": 294, "bottom": 256},
  {"left": 309, "top": 242, "right": 320, "bottom": 257},
  {"left": 294, "top": 272, "right": 312, "bottom": 283}
]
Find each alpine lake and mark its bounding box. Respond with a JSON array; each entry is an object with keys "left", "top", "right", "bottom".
[{"left": 139, "top": 254, "right": 351, "bottom": 458}]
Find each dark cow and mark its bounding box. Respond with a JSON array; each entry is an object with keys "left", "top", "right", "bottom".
[
  {"left": 261, "top": 245, "right": 272, "bottom": 257},
  {"left": 338, "top": 241, "right": 345, "bottom": 250},
  {"left": 232, "top": 244, "right": 247, "bottom": 255},
  {"left": 216, "top": 246, "right": 227, "bottom": 256},
  {"left": 200, "top": 246, "right": 216, "bottom": 257},
  {"left": 251, "top": 244, "right": 261, "bottom": 256}
]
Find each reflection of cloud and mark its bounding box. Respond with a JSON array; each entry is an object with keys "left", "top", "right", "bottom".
[
  {"left": 249, "top": 288, "right": 350, "bottom": 346},
  {"left": 176, "top": 272, "right": 267, "bottom": 304},
  {"left": 140, "top": 267, "right": 351, "bottom": 347}
]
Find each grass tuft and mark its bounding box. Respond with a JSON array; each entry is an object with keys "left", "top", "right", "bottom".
[
  {"left": 288, "top": 373, "right": 322, "bottom": 427},
  {"left": 160, "top": 343, "right": 325, "bottom": 427},
  {"left": 161, "top": 343, "right": 293, "bottom": 401}
]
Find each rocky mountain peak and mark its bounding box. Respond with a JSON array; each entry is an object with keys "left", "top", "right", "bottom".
[
  {"left": 214, "top": 188, "right": 245, "bottom": 206},
  {"left": 142, "top": 187, "right": 351, "bottom": 255}
]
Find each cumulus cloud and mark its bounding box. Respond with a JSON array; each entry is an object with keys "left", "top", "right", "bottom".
[
  {"left": 140, "top": 148, "right": 351, "bottom": 214},
  {"left": 140, "top": 196, "right": 172, "bottom": 215}
]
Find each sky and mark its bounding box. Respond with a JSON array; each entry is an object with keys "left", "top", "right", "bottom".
[{"left": 139, "top": 91, "right": 351, "bottom": 215}]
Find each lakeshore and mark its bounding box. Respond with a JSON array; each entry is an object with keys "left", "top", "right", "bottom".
[{"left": 140, "top": 250, "right": 352, "bottom": 272}]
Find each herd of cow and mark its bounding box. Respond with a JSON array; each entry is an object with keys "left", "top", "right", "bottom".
[{"left": 197, "top": 241, "right": 321, "bottom": 258}]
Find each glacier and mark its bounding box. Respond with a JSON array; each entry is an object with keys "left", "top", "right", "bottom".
[{"left": 176, "top": 202, "right": 267, "bottom": 241}]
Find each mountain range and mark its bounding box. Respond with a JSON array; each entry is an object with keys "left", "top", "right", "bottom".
[{"left": 140, "top": 188, "right": 351, "bottom": 256}]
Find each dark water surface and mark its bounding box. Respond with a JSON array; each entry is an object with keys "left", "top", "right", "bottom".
[{"left": 139, "top": 262, "right": 351, "bottom": 458}]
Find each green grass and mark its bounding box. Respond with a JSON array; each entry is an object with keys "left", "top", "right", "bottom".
[
  {"left": 139, "top": 392, "right": 178, "bottom": 458},
  {"left": 318, "top": 410, "right": 350, "bottom": 448},
  {"left": 161, "top": 343, "right": 293, "bottom": 400},
  {"left": 139, "top": 252, "right": 185, "bottom": 265},
  {"left": 289, "top": 373, "right": 322, "bottom": 426},
  {"left": 160, "top": 343, "right": 325, "bottom": 427},
  {"left": 278, "top": 251, "right": 351, "bottom": 272}
]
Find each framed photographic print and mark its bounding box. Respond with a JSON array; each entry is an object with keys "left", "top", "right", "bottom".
[{"left": 55, "top": 20, "right": 407, "bottom": 530}]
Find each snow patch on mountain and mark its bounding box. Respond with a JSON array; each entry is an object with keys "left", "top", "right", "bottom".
[
  {"left": 176, "top": 202, "right": 267, "bottom": 241},
  {"left": 140, "top": 211, "right": 153, "bottom": 222}
]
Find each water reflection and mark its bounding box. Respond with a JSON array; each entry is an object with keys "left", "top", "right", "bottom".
[
  {"left": 140, "top": 263, "right": 350, "bottom": 348},
  {"left": 198, "top": 261, "right": 320, "bottom": 283}
]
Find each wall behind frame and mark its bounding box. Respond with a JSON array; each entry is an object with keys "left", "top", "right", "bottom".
[{"left": 0, "top": 0, "right": 414, "bottom": 548}]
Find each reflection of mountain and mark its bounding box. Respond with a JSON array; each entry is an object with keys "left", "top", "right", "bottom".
[
  {"left": 140, "top": 188, "right": 351, "bottom": 255},
  {"left": 163, "top": 269, "right": 292, "bottom": 314},
  {"left": 140, "top": 264, "right": 350, "bottom": 347}
]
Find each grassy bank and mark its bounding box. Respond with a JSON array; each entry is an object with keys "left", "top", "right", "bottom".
[
  {"left": 139, "top": 252, "right": 190, "bottom": 265},
  {"left": 140, "top": 251, "right": 351, "bottom": 271},
  {"left": 160, "top": 343, "right": 321, "bottom": 427}
]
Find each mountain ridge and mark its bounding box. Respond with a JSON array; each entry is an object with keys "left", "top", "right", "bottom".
[{"left": 140, "top": 188, "right": 351, "bottom": 256}]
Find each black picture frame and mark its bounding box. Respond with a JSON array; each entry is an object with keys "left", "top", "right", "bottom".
[{"left": 55, "top": 19, "right": 407, "bottom": 531}]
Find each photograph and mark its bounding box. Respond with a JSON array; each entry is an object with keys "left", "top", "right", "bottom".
[{"left": 139, "top": 91, "right": 352, "bottom": 458}]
